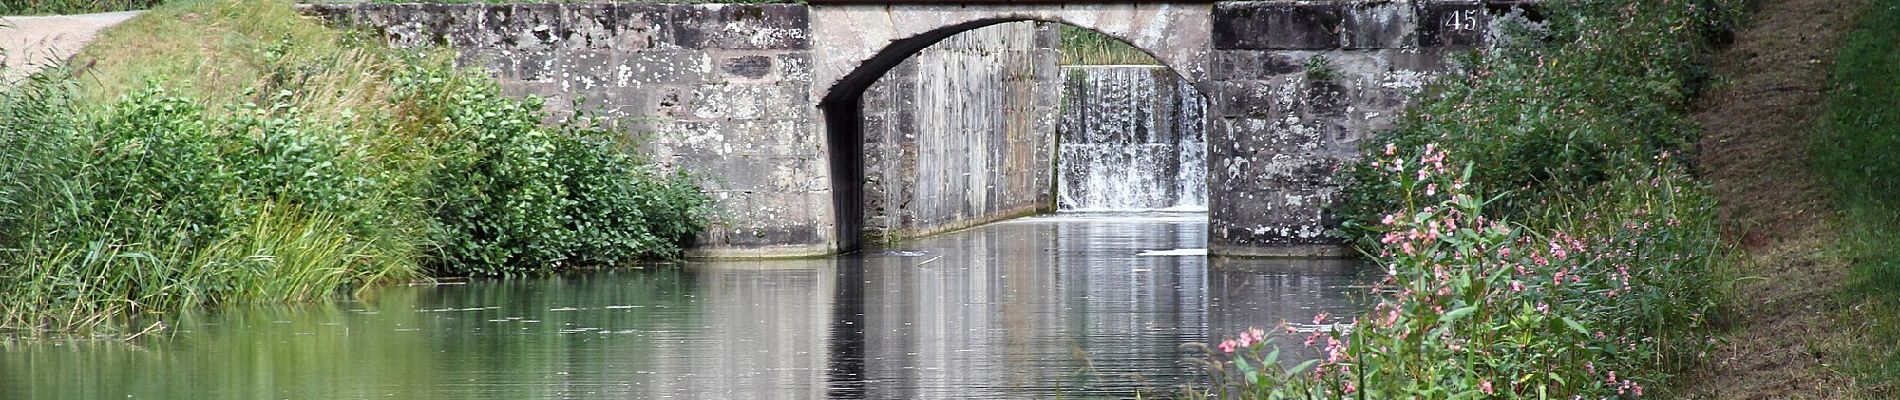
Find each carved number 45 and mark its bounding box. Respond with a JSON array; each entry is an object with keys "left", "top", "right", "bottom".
[{"left": 1445, "top": 10, "right": 1481, "bottom": 32}]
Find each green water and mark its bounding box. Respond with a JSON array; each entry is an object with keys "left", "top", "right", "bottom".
[{"left": 0, "top": 214, "right": 1364, "bottom": 399}]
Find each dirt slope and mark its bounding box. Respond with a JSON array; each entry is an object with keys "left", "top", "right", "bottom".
[{"left": 1684, "top": 0, "right": 1877, "bottom": 398}]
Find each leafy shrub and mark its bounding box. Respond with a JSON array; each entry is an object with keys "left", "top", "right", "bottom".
[
  {"left": 0, "top": 0, "right": 713, "bottom": 333},
  {"left": 0, "top": 72, "right": 423, "bottom": 333},
  {"left": 391, "top": 61, "right": 710, "bottom": 276},
  {"left": 1335, "top": 0, "right": 1741, "bottom": 231}
]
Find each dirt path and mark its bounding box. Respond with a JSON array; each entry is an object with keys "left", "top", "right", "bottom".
[
  {"left": 1684, "top": 0, "right": 1879, "bottom": 398},
  {"left": 0, "top": 11, "right": 139, "bottom": 81}
]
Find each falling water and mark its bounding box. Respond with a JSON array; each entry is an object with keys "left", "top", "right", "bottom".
[{"left": 1057, "top": 66, "right": 1209, "bottom": 212}]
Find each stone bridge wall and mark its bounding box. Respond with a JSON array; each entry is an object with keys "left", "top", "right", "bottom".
[
  {"left": 307, "top": 3, "right": 835, "bottom": 257},
  {"left": 859, "top": 22, "right": 1061, "bottom": 244},
  {"left": 304, "top": 1, "right": 1534, "bottom": 258}
]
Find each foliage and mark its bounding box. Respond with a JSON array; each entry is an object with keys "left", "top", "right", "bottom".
[
  {"left": 1059, "top": 24, "right": 1159, "bottom": 66},
  {"left": 0, "top": 0, "right": 712, "bottom": 333},
  {"left": 1815, "top": 0, "right": 1900, "bottom": 386},
  {"left": 392, "top": 61, "right": 710, "bottom": 276},
  {"left": 1335, "top": 0, "right": 1742, "bottom": 230},
  {"left": 0, "top": 70, "right": 423, "bottom": 333},
  {"left": 1194, "top": 148, "right": 1719, "bottom": 399},
  {"left": 1302, "top": 55, "right": 1335, "bottom": 84},
  {"left": 1185, "top": 0, "right": 1740, "bottom": 398}
]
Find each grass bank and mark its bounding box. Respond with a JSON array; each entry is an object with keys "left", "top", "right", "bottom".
[
  {"left": 1187, "top": 0, "right": 1741, "bottom": 398},
  {"left": 0, "top": 0, "right": 709, "bottom": 335},
  {"left": 1816, "top": 0, "right": 1900, "bottom": 390}
]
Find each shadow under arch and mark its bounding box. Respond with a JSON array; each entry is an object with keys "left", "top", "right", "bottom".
[{"left": 821, "top": 17, "right": 1209, "bottom": 253}]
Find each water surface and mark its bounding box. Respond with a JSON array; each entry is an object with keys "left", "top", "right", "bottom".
[{"left": 1, "top": 213, "right": 1363, "bottom": 399}]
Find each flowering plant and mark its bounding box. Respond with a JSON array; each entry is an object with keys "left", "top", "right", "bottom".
[{"left": 1191, "top": 144, "right": 1718, "bottom": 399}]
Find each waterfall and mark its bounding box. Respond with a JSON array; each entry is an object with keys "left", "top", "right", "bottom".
[{"left": 1057, "top": 66, "right": 1208, "bottom": 212}]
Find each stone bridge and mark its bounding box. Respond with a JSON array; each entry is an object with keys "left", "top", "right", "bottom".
[{"left": 306, "top": 0, "right": 1538, "bottom": 258}]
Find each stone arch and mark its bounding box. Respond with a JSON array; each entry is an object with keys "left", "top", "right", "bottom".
[
  {"left": 809, "top": 3, "right": 1214, "bottom": 104},
  {"left": 809, "top": 3, "right": 1215, "bottom": 251}
]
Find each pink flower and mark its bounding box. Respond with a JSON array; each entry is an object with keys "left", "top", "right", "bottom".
[
  {"left": 1479, "top": 380, "right": 1495, "bottom": 395},
  {"left": 1219, "top": 339, "right": 1238, "bottom": 353},
  {"left": 1238, "top": 328, "right": 1265, "bottom": 347},
  {"left": 1384, "top": 143, "right": 1397, "bottom": 156}
]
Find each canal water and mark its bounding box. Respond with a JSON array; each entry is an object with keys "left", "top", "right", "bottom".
[{"left": 0, "top": 213, "right": 1363, "bottom": 399}]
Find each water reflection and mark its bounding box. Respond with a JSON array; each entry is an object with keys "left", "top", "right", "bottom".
[{"left": 0, "top": 214, "right": 1363, "bottom": 399}]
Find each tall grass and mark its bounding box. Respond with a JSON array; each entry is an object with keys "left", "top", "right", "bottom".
[
  {"left": 0, "top": 0, "right": 710, "bottom": 334},
  {"left": 1058, "top": 25, "right": 1158, "bottom": 66},
  {"left": 1814, "top": 0, "right": 1900, "bottom": 386}
]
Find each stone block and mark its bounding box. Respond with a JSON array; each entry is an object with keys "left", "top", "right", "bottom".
[
  {"left": 776, "top": 52, "right": 813, "bottom": 82},
  {"left": 1211, "top": 50, "right": 1304, "bottom": 81},
  {"left": 688, "top": 84, "right": 768, "bottom": 120},
  {"left": 611, "top": 51, "right": 711, "bottom": 87},
  {"left": 1214, "top": 2, "right": 1344, "bottom": 50},
  {"left": 670, "top": 4, "right": 810, "bottom": 50},
  {"left": 485, "top": 4, "right": 566, "bottom": 52},
  {"left": 516, "top": 49, "right": 563, "bottom": 82},
  {"left": 1341, "top": 1, "right": 1416, "bottom": 49},
  {"left": 558, "top": 49, "right": 615, "bottom": 92},
  {"left": 720, "top": 54, "right": 775, "bottom": 80},
  {"left": 1210, "top": 81, "right": 1282, "bottom": 120},
  {"left": 1418, "top": 2, "right": 1487, "bottom": 48},
  {"left": 561, "top": 3, "right": 671, "bottom": 51}
]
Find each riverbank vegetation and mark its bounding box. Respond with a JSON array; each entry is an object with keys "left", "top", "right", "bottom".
[
  {"left": 1192, "top": 0, "right": 1742, "bottom": 397},
  {"left": 0, "top": 0, "right": 709, "bottom": 334},
  {"left": 1817, "top": 0, "right": 1900, "bottom": 388}
]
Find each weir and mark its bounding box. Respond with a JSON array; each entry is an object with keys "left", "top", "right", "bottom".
[{"left": 1057, "top": 65, "right": 1208, "bottom": 212}]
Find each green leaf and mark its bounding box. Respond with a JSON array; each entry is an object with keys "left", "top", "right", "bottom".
[
  {"left": 1442, "top": 305, "right": 1478, "bottom": 323},
  {"left": 1560, "top": 316, "right": 1589, "bottom": 335}
]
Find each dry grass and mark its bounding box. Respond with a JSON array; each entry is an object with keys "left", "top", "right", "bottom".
[
  {"left": 72, "top": 0, "right": 396, "bottom": 128},
  {"left": 1680, "top": 0, "right": 1893, "bottom": 397}
]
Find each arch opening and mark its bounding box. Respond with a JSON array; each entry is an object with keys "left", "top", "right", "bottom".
[{"left": 823, "top": 18, "right": 1209, "bottom": 253}]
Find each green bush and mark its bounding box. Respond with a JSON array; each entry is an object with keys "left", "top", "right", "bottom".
[
  {"left": 1184, "top": 0, "right": 1740, "bottom": 397},
  {"left": 1335, "top": 0, "right": 1739, "bottom": 230},
  {"left": 391, "top": 61, "right": 710, "bottom": 276},
  {"left": 0, "top": 0, "right": 713, "bottom": 334},
  {"left": 0, "top": 71, "right": 424, "bottom": 333}
]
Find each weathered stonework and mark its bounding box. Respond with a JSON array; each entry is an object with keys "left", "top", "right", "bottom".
[
  {"left": 305, "top": 0, "right": 1535, "bottom": 258},
  {"left": 859, "top": 22, "right": 1061, "bottom": 244},
  {"left": 310, "top": 3, "right": 834, "bottom": 257}
]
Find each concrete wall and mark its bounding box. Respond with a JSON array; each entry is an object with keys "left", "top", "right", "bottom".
[
  {"left": 1056, "top": 66, "right": 1208, "bottom": 211},
  {"left": 858, "top": 22, "right": 1061, "bottom": 244}
]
